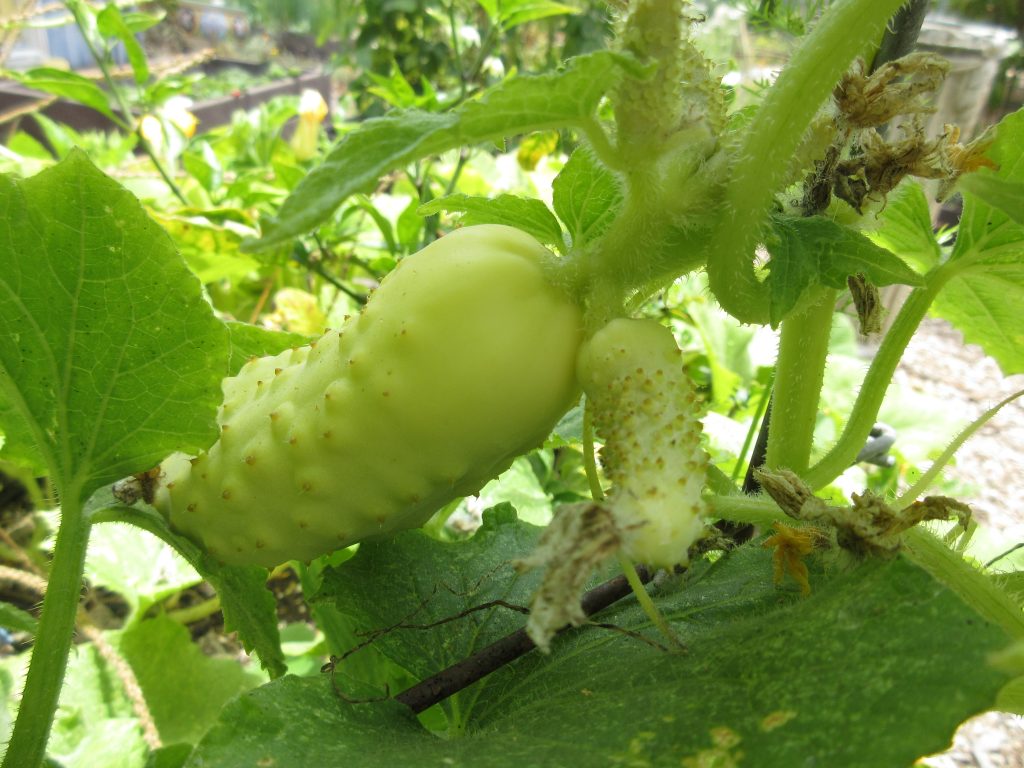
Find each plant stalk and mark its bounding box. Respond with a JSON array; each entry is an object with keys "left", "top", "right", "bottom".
[
  {"left": 804, "top": 265, "right": 954, "bottom": 489},
  {"left": 67, "top": 3, "right": 188, "bottom": 205},
  {"left": 766, "top": 288, "right": 837, "bottom": 474},
  {"left": 3, "top": 486, "right": 91, "bottom": 768}
]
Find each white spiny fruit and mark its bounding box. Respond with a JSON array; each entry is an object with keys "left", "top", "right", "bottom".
[
  {"left": 577, "top": 318, "right": 708, "bottom": 568},
  {"left": 153, "top": 225, "right": 583, "bottom": 567}
]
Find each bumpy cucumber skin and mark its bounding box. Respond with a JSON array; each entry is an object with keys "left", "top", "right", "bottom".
[
  {"left": 156, "top": 225, "right": 583, "bottom": 567},
  {"left": 577, "top": 318, "right": 707, "bottom": 568}
]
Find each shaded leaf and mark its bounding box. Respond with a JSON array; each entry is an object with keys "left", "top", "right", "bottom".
[
  {"left": 0, "top": 602, "right": 37, "bottom": 635},
  {"left": 765, "top": 215, "right": 923, "bottom": 327},
  {"left": 958, "top": 171, "right": 1024, "bottom": 227},
  {"left": 88, "top": 494, "right": 286, "bottom": 679},
  {"left": 115, "top": 615, "right": 264, "bottom": 745},
  {"left": 190, "top": 531, "right": 1009, "bottom": 767}
]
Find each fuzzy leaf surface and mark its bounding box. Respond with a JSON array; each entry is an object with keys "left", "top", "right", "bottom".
[
  {"left": 189, "top": 518, "right": 1009, "bottom": 768},
  {"left": 314, "top": 506, "right": 544, "bottom": 687},
  {"left": 935, "top": 109, "right": 1024, "bottom": 374},
  {"left": 0, "top": 151, "right": 228, "bottom": 495},
  {"left": 418, "top": 194, "right": 564, "bottom": 249},
  {"left": 551, "top": 146, "right": 623, "bottom": 249},
  {"left": 251, "top": 52, "right": 637, "bottom": 250},
  {"left": 765, "top": 215, "right": 923, "bottom": 327}
]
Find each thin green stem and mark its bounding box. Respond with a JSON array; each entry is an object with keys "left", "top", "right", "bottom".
[
  {"left": 894, "top": 388, "right": 1024, "bottom": 509},
  {"left": 904, "top": 528, "right": 1024, "bottom": 641},
  {"left": 68, "top": 5, "right": 188, "bottom": 205},
  {"left": 804, "top": 266, "right": 955, "bottom": 489},
  {"left": 732, "top": 377, "right": 773, "bottom": 485},
  {"left": 766, "top": 288, "right": 837, "bottom": 474},
  {"left": 582, "top": 399, "right": 604, "bottom": 502},
  {"left": 706, "top": 493, "right": 783, "bottom": 528},
  {"left": 706, "top": 0, "right": 908, "bottom": 324},
  {"left": 615, "top": 552, "right": 682, "bottom": 649},
  {"left": 3, "top": 484, "right": 91, "bottom": 768}
]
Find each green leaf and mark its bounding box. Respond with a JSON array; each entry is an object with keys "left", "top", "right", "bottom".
[
  {"left": 866, "top": 181, "right": 941, "bottom": 274},
  {"left": 4, "top": 68, "right": 120, "bottom": 124},
  {"left": 88, "top": 496, "right": 287, "bottom": 679},
  {"left": 225, "top": 322, "right": 310, "bottom": 376},
  {"left": 97, "top": 4, "right": 150, "bottom": 84},
  {"left": 0, "top": 151, "right": 229, "bottom": 496},
  {"left": 765, "top": 215, "right": 923, "bottom": 327},
  {"left": 84, "top": 522, "right": 202, "bottom": 621},
  {"left": 0, "top": 602, "right": 37, "bottom": 635},
  {"left": 418, "top": 194, "right": 564, "bottom": 249},
  {"left": 250, "top": 51, "right": 639, "bottom": 251},
  {"left": 551, "top": 146, "right": 623, "bottom": 249},
  {"left": 190, "top": 536, "right": 1009, "bottom": 767},
  {"left": 114, "top": 615, "right": 264, "bottom": 745},
  {"left": 951, "top": 109, "right": 1024, "bottom": 266},
  {"left": 496, "top": 0, "right": 580, "bottom": 28},
  {"left": 148, "top": 211, "right": 261, "bottom": 285},
  {"left": 958, "top": 171, "right": 1024, "bottom": 227},
  {"left": 314, "top": 506, "right": 544, "bottom": 688},
  {"left": 934, "top": 109, "right": 1024, "bottom": 374}
]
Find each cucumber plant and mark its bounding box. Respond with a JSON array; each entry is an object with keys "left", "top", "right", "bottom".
[{"left": 1, "top": 0, "right": 1024, "bottom": 766}]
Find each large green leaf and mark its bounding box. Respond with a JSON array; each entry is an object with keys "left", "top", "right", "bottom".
[
  {"left": 551, "top": 146, "right": 623, "bottom": 250},
  {"left": 765, "top": 215, "right": 923, "bottom": 327},
  {"left": 314, "top": 506, "right": 546, "bottom": 690},
  {"left": 866, "top": 181, "right": 941, "bottom": 274},
  {"left": 934, "top": 109, "right": 1024, "bottom": 374},
  {"left": 250, "top": 51, "right": 640, "bottom": 250},
  {"left": 88, "top": 495, "right": 287, "bottom": 680},
  {"left": 114, "top": 615, "right": 264, "bottom": 745},
  {"left": 418, "top": 193, "right": 564, "bottom": 249},
  {"left": 0, "top": 150, "right": 228, "bottom": 495},
  {"left": 189, "top": 514, "right": 1009, "bottom": 767}
]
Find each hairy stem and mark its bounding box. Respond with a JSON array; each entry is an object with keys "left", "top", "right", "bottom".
[
  {"left": 895, "top": 388, "right": 1024, "bottom": 509},
  {"left": 67, "top": 4, "right": 188, "bottom": 205},
  {"left": 706, "top": 0, "right": 908, "bottom": 323},
  {"left": 3, "top": 485, "right": 91, "bottom": 768},
  {"left": 904, "top": 528, "right": 1024, "bottom": 640},
  {"left": 766, "top": 289, "right": 837, "bottom": 474},
  {"left": 804, "top": 265, "right": 954, "bottom": 489}
]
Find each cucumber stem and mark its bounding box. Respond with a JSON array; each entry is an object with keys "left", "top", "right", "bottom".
[
  {"left": 804, "top": 265, "right": 954, "bottom": 489},
  {"left": 706, "top": 0, "right": 909, "bottom": 323},
  {"left": 3, "top": 484, "right": 91, "bottom": 768},
  {"left": 766, "top": 288, "right": 837, "bottom": 474}
]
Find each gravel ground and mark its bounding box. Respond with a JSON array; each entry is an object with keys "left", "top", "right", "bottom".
[{"left": 892, "top": 317, "right": 1024, "bottom": 767}]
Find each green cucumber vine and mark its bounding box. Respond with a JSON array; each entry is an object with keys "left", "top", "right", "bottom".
[{"left": 1, "top": 0, "right": 1023, "bottom": 765}]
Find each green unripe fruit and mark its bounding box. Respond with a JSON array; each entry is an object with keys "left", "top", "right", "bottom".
[
  {"left": 577, "top": 318, "right": 707, "bottom": 568},
  {"left": 155, "top": 225, "right": 584, "bottom": 567}
]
